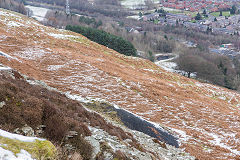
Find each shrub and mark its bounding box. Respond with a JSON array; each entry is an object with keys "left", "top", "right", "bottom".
[{"left": 0, "top": 71, "right": 137, "bottom": 159}]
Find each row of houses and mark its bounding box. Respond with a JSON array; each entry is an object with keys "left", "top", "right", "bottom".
[
  {"left": 160, "top": 0, "right": 232, "bottom": 12},
  {"left": 142, "top": 10, "right": 240, "bottom": 35},
  {"left": 142, "top": 12, "right": 192, "bottom": 21}
]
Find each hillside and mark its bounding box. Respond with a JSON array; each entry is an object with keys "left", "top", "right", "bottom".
[
  {"left": 0, "top": 65, "right": 194, "bottom": 159},
  {"left": 0, "top": 9, "right": 240, "bottom": 159}
]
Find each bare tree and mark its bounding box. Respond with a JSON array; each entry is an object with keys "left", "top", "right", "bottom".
[{"left": 144, "top": 0, "right": 155, "bottom": 10}]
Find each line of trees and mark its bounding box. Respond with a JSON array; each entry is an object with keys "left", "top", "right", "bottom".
[
  {"left": 78, "top": 16, "right": 102, "bottom": 28},
  {"left": 0, "top": 0, "right": 26, "bottom": 14},
  {"left": 176, "top": 48, "right": 240, "bottom": 90},
  {"left": 66, "top": 25, "right": 137, "bottom": 56}
]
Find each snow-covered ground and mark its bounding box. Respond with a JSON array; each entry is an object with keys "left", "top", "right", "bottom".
[
  {"left": 155, "top": 54, "right": 196, "bottom": 78},
  {"left": 0, "top": 147, "right": 34, "bottom": 160},
  {"left": 0, "top": 66, "right": 11, "bottom": 70},
  {"left": 47, "top": 33, "right": 81, "bottom": 40},
  {"left": 155, "top": 54, "right": 178, "bottom": 72},
  {"left": 0, "top": 129, "right": 44, "bottom": 142},
  {"left": 0, "top": 129, "right": 45, "bottom": 160},
  {"left": 121, "top": 0, "right": 159, "bottom": 9},
  {"left": 25, "top": 5, "right": 49, "bottom": 22}
]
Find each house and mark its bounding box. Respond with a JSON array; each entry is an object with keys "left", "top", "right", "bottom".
[
  {"left": 216, "top": 16, "right": 225, "bottom": 21},
  {"left": 166, "top": 13, "right": 191, "bottom": 21},
  {"left": 166, "top": 19, "right": 177, "bottom": 26},
  {"left": 125, "top": 27, "right": 135, "bottom": 32},
  {"left": 212, "top": 28, "right": 234, "bottom": 35},
  {"left": 221, "top": 43, "right": 234, "bottom": 49},
  {"left": 143, "top": 13, "right": 159, "bottom": 21}
]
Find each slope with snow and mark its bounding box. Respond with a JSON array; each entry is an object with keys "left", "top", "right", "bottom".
[
  {"left": 0, "top": 9, "right": 240, "bottom": 160},
  {"left": 0, "top": 129, "right": 52, "bottom": 160}
]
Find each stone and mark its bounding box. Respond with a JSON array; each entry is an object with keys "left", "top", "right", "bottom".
[
  {"left": 13, "top": 124, "right": 35, "bottom": 137},
  {"left": 85, "top": 136, "right": 101, "bottom": 160},
  {"left": 0, "top": 101, "right": 6, "bottom": 108},
  {"left": 21, "top": 124, "right": 35, "bottom": 137}
]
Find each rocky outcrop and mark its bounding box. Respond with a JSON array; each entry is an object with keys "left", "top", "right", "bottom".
[
  {"left": 0, "top": 101, "right": 5, "bottom": 108},
  {"left": 85, "top": 126, "right": 195, "bottom": 160}
]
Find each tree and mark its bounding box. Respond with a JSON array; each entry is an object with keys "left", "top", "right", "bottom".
[
  {"left": 148, "top": 51, "right": 155, "bottom": 62},
  {"left": 144, "top": 0, "right": 155, "bottom": 10},
  {"left": 203, "top": 9, "right": 207, "bottom": 15},
  {"left": 195, "top": 12, "right": 202, "bottom": 20},
  {"left": 230, "top": 5, "right": 237, "bottom": 14},
  {"left": 214, "top": 17, "right": 217, "bottom": 21},
  {"left": 219, "top": 11, "right": 223, "bottom": 16},
  {"left": 176, "top": 19, "right": 179, "bottom": 26},
  {"left": 164, "top": 35, "right": 168, "bottom": 40},
  {"left": 139, "top": 12, "right": 143, "bottom": 18},
  {"left": 176, "top": 52, "right": 225, "bottom": 85},
  {"left": 177, "top": 53, "right": 201, "bottom": 78},
  {"left": 155, "top": 39, "right": 175, "bottom": 53},
  {"left": 197, "top": 60, "right": 224, "bottom": 86},
  {"left": 66, "top": 25, "right": 137, "bottom": 56},
  {"left": 206, "top": 27, "right": 212, "bottom": 34}
]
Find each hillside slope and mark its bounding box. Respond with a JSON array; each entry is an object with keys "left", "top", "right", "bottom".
[
  {"left": 0, "top": 66, "right": 195, "bottom": 159},
  {"left": 0, "top": 9, "right": 240, "bottom": 159}
]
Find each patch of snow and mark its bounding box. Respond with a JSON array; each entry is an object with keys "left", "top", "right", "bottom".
[
  {"left": 14, "top": 47, "right": 51, "bottom": 60},
  {"left": 47, "top": 65, "right": 65, "bottom": 71},
  {"left": 218, "top": 96, "right": 226, "bottom": 101},
  {"left": 0, "top": 66, "right": 11, "bottom": 70},
  {"left": 171, "top": 128, "right": 190, "bottom": 143},
  {"left": 65, "top": 92, "right": 90, "bottom": 103},
  {"left": 0, "top": 51, "right": 14, "bottom": 60},
  {"left": 25, "top": 5, "right": 49, "bottom": 22},
  {"left": 16, "top": 149, "right": 35, "bottom": 160},
  {"left": 228, "top": 95, "right": 234, "bottom": 103},
  {"left": 206, "top": 132, "right": 240, "bottom": 156},
  {"left": 0, "top": 35, "right": 7, "bottom": 42},
  {"left": 155, "top": 61, "right": 177, "bottom": 72},
  {"left": 0, "top": 9, "right": 21, "bottom": 19},
  {"left": 47, "top": 33, "right": 80, "bottom": 40},
  {"left": 121, "top": 0, "right": 158, "bottom": 9},
  {"left": 0, "top": 129, "right": 44, "bottom": 142},
  {"left": 0, "top": 147, "right": 34, "bottom": 160},
  {"left": 142, "top": 68, "right": 156, "bottom": 73},
  {"left": 126, "top": 15, "right": 141, "bottom": 20},
  {"left": 7, "top": 21, "right": 24, "bottom": 27}
]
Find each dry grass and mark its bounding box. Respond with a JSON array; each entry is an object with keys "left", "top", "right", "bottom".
[
  {"left": 0, "top": 72, "right": 137, "bottom": 159},
  {"left": 1, "top": 9, "right": 240, "bottom": 159}
]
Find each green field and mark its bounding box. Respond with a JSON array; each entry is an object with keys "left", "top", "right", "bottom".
[{"left": 210, "top": 11, "right": 231, "bottom": 17}]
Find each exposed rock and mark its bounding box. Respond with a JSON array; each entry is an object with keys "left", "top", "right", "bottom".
[
  {"left": 0, "top": 101, "right": 6, "bottom": 108},
  {"left": 85, "top": 136, "right": 101, "bottom": 160},
  {"left": 86, "top": 126, "right": 156, "bottom": 160},
  {"left": 35, "top": 125, "right": 46, "bottom": 136},
  {"left": 14, "top": 124, "right": 35, "bottom": 137}
]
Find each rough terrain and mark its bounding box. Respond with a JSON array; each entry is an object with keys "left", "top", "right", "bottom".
[{"left": 0, "top": 9, "right": 240, "bottom": 160}]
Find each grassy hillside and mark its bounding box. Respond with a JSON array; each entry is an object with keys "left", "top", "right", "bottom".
[
  {"left": 0, "top": 8, "right": 240, "bottom": 159},
  {"left": 0, "top": 69, "right": 144, "bottom": 159}
]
